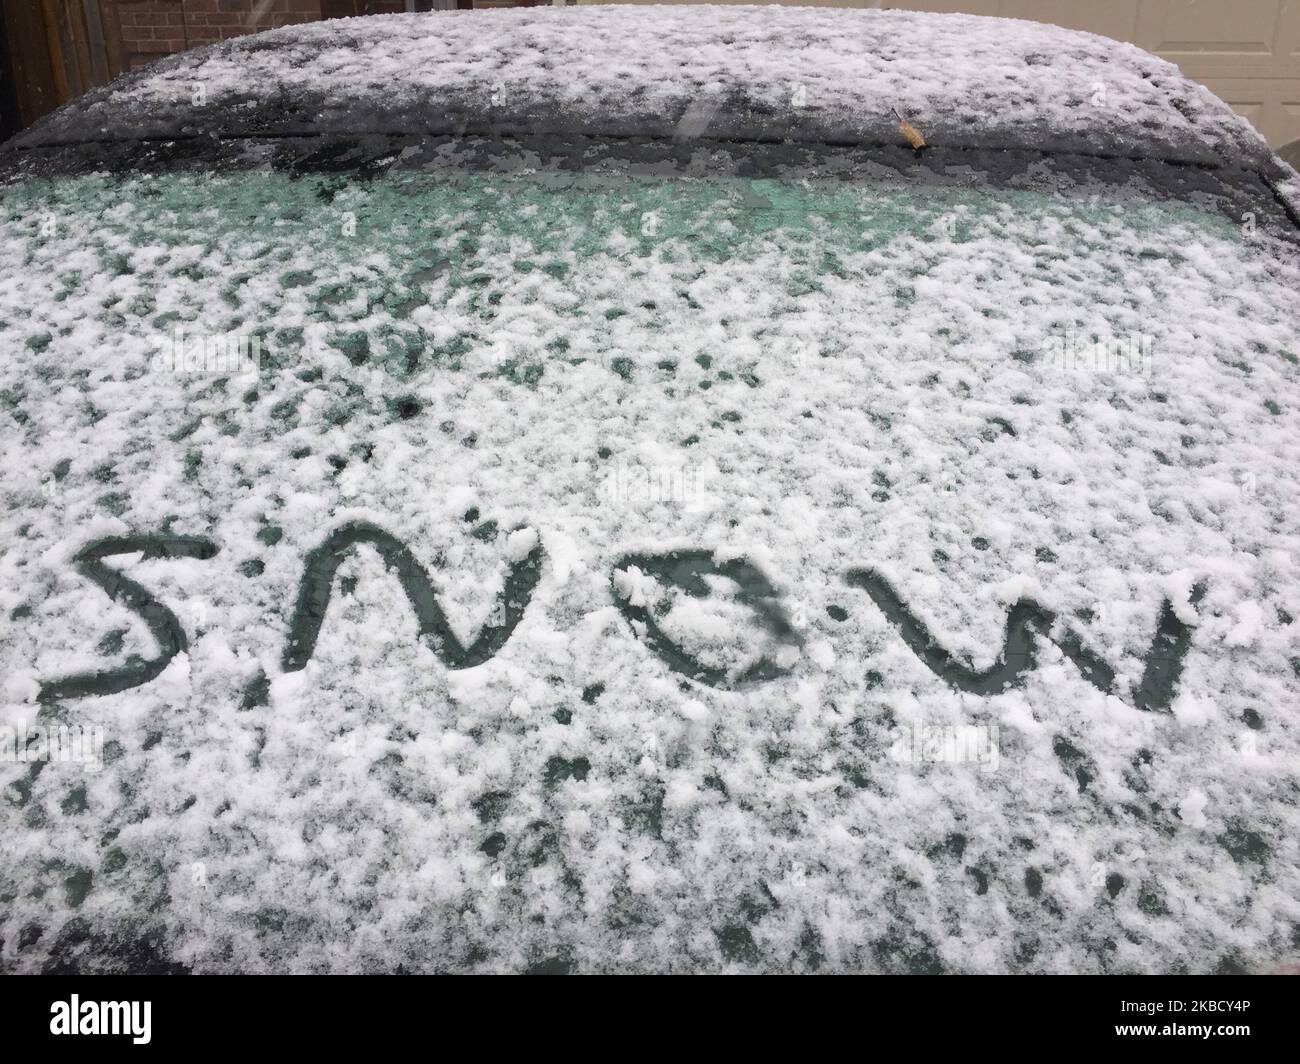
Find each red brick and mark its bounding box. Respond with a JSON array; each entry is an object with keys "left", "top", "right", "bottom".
[{"left": 126, "top": 38, "right": 176, "bottom": 52}]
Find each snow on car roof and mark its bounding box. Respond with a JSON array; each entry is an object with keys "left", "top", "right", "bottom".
[{"left": 5, "top": 5, "right": 1283, "bottom": 174}]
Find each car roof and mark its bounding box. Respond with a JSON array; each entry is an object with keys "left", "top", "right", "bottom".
[{"left": 0, "top": 6, "right": 1287, "bottom": 172}]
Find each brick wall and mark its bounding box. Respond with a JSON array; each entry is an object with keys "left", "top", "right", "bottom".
[
  {"left": 114, "top": 0, "right": 412, "bottom": 71},
  {"left": 116, "top": 2, "right": 186, "bottom": 66}
]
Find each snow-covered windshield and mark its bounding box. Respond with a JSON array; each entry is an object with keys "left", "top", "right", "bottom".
[{"left": 2, "top": 168, "right": 1299, "bottom": 973}]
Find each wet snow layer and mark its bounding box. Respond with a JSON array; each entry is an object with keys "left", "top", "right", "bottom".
[
  {"left": 7, "top": 5, "right": 1282, "bottom": 176},
  {"left": 1, "top": 168, "right": 1299, "bottom": 973}
]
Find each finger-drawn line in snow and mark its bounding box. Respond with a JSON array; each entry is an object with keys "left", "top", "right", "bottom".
[
  {"left": 611, "top": 550, "right": 801, "bottom": 690},
  {"left": 33, "top": 530, "right": 1207, "bottom": 712},
  {"left": 281, "top": 520, "right": 544, "bottom": 672},
  {"left": 844, "top": 568, "right": 1205, "bottom": 712},
  {"left": 38, "top": 535, "right": 219, "bottom": 703}
]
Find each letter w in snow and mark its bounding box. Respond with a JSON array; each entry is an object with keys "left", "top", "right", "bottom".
[{"left": 844, "top": 569, "right": 1204, "bottom": 711}]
